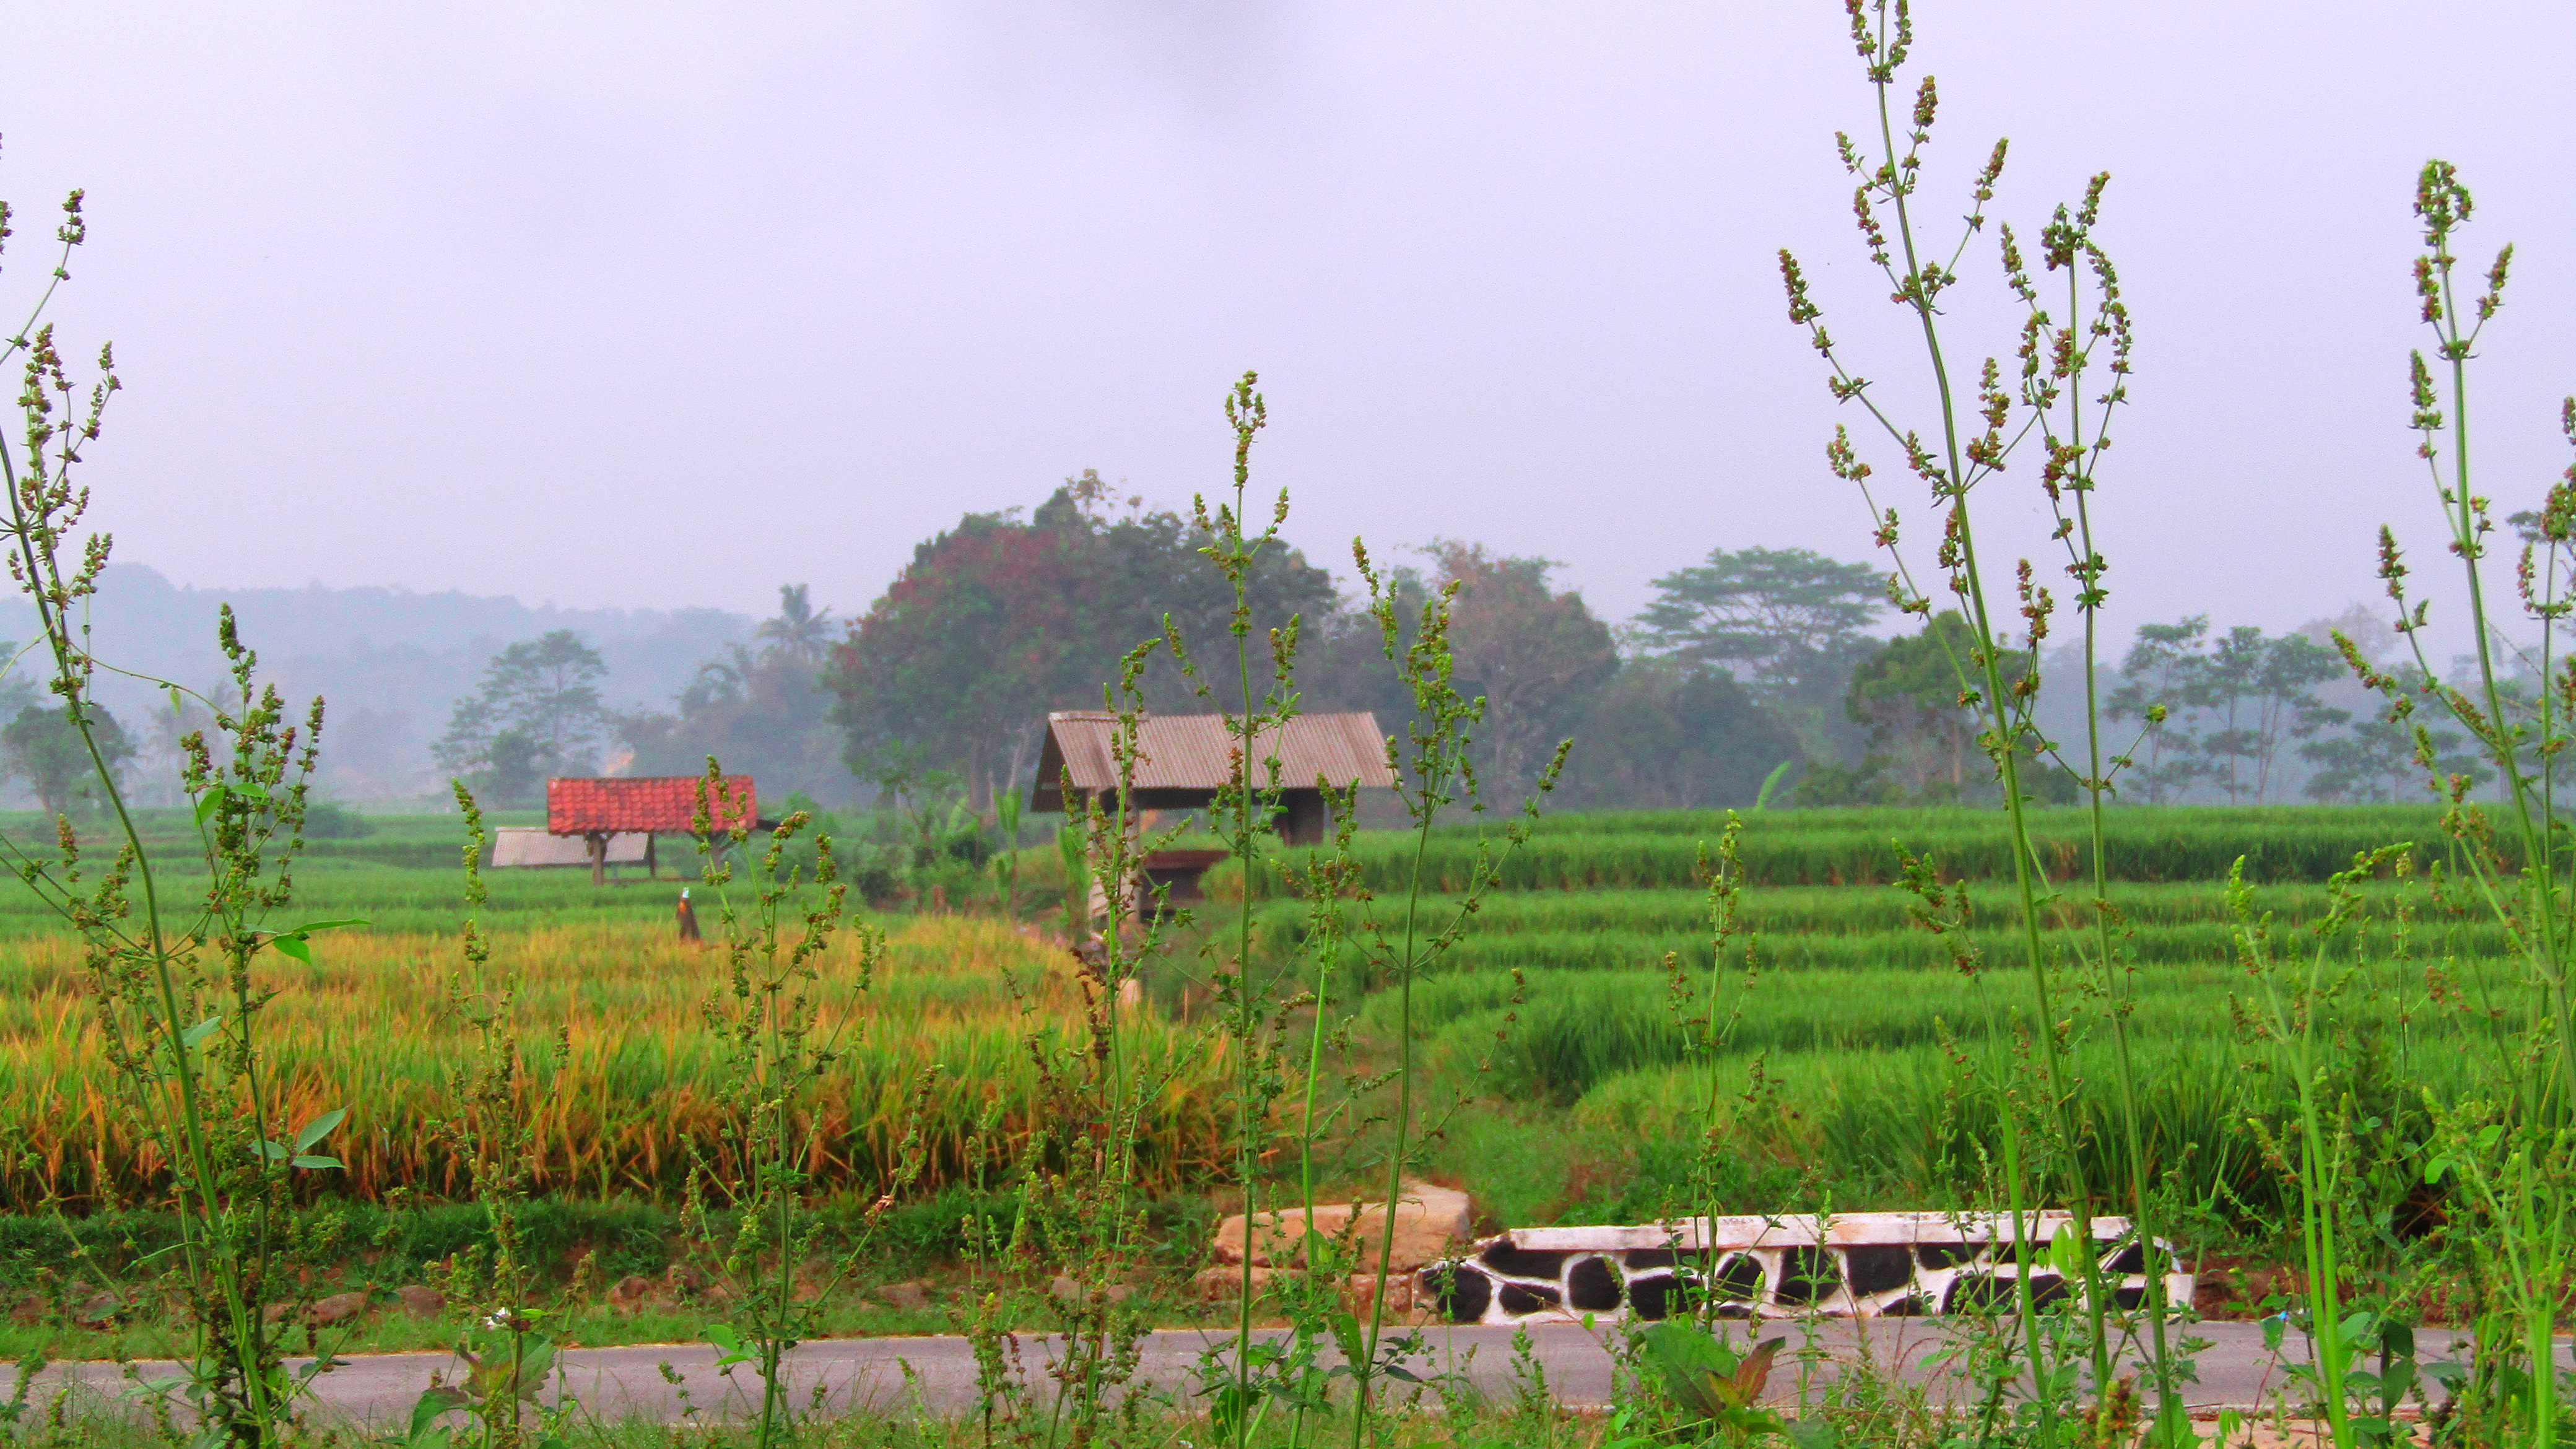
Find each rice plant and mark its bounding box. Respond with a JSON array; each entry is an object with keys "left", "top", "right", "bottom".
[
  {"left": 1209, "top": 805, "right": 2455, "bottom": 899},
  {"left": 0, "top": 917, "right": 1238, "bottom": 1211}
]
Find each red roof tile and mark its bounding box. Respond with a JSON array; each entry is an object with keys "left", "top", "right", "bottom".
[{"left": 547, "top": 775, "right": 757, "bottom": 835}]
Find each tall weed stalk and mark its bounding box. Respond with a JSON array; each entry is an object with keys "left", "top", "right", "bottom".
[
  {"left": 1, "top": 181, "right": 359, "bottom": 1449},
  {"left": 678, "top": 762, "right": 925, "bottom": 1449},
  {"left": 1341, "top": 541, "right": 1567, "bottom": 1448},
  {"left": 1160, "top": 375, "right": 1343, "bottom": 1449},
  {"left": 1146, "top": 375, "right": 1560, "bottom": 1449},
  {"left": 1777, "top": 2, "right": 2189, "bottom": 1439},
  {"left": 409, "top": 784, "right": 573, "bottom": 1449},
  {"left": 964, "top": 646, "right": 1181, "bottom": 1449},
  {"left": 1159, "top": 375, "right": 1295, "bottom": 1449},
  {"left": 2356, "top": 159, "right": 2576, "bottom": 1447}
]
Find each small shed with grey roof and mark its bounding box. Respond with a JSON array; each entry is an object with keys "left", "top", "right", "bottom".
[{"left": 1029, "top": 710, "right": 1395, "bottom": 846}]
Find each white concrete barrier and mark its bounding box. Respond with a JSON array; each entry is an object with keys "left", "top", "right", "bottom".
[{"left": 1415, "top": 1211, "right": 2193, "bottom": 1325}]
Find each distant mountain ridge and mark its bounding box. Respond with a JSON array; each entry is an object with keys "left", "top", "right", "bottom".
[{"left": 0, "top": 564, "right": 755, "bottom": 803}]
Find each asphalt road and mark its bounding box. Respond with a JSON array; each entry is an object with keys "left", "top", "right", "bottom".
[{"left": 11, "top": 1319, "right": 2509, "bottom": 1427}]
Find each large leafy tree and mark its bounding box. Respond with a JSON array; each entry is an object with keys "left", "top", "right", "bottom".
[
  {"left": 1819, "top": 611, "right": 2043, "bottom": 803},
  {"left": 433, "top": 629, "right": 609, "bottom": 802},
  {"left": 1297, "top": 563, "right": 1430, "bottom": 728},
  {"left": 2108, "top": 617, "right": 2349, "bottom": 804},
  {"left": 2105, "top": 616, "right": 2211, "bottom": 804},
  {"left": 2300, "top": 691, "right": 2486, "bottom": 803},
  {"left": 1554, "top": 661, "right": 1799, "bottom": 809},
  {"left": 1631, "top": 545, "right": 1886, "bottom": 755},
  {"left": 2196, "top": 627, "right": 2345, "bottom": 804},
  {"left": 828, "top": 476, "right": 1337, "bottom": 811},
  {"left": 621, "top": 642, "right": 846, "bottom": 801},
  {"left": 1429, "top": 541, "right": 1618, "bottom": 799},
  {"left": 5, "top": 703, "right": 136, "bottom": 816}
]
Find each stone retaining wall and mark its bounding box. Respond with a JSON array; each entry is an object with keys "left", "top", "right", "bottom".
[{"left": 1411, "top": 1212, "right": 2194, "bottom": 1326}]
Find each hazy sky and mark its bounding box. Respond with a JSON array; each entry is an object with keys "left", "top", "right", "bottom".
[{"left": 5, "top": 1, "right": 2569, "bottom": 655}]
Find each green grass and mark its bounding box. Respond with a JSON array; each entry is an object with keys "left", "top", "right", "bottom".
[{"left": 0, "top": 1188, "right": 1232, "bottom": 1361}]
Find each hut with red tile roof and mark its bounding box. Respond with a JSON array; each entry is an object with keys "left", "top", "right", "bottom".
[{"left": 546, "top": 775, "right": 757, "bottom": 883}]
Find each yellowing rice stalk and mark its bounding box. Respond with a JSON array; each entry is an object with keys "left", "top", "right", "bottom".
[{"left": 0, "top": 915, "right": 1237, "bottom": 1208}]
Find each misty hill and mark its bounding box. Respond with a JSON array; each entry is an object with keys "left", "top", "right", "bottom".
[{"left": 0, "top": 565, "right": 754, "bottom": 804}]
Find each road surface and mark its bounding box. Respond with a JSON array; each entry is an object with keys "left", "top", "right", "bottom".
[{"left": 14, "top": 1318, "right": 2511, "bottom": 1426}]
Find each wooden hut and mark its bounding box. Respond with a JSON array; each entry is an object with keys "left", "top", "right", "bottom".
[
  {"left": 1029, "top": 710, "right": 1393, "bottom": 843},
  {"left": 1030, "top": 711, "right": 1394, "bottom": 915}
]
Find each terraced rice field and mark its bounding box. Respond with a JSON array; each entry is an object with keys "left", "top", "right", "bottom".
[
  {"left": 0, "top": 803, "right": 2497, "bottom": 1232},
  {"left": 1193, "top": 803, "right": 2507, "bottom": 1227}
]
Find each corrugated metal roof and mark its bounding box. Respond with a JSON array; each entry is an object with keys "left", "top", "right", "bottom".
[
  {"left": 547, "top": 775, "right": 758, "bottom": 835},
  {"left": 1030, "top": 711, "right": 1394, "bottom": 811}
]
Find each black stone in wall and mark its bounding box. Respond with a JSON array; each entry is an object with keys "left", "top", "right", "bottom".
[
  {"left": 1944, "top": 1274, "right": 2014, "bottom": 1313},
  {"left": 1420, "top": 1264, "right": 1490, "bottom": 1324},
  {"left": 1627, "top": 1274, "right": 1678, "bottom": 1321},
  {"left": 1776, "top": 1247, "right": 1841, "bottom": 1305},
  {"left": 1844, "top": 1245, "right": 1913, "bottom": 1295},
  {"left": 1480, "top": 1243, "right": 1572, "bottom": 1278},
  {"left": 1712, "top": 1254, "right": 1765, "bottom": 1301},
  {"left": 1567, "top": 1256, "right": 1622, "bottom": 1313}
]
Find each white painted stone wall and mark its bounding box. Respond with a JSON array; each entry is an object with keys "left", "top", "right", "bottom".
[{"left": 1412, "top": 1212, "right": 2193, "bottom": 1326}]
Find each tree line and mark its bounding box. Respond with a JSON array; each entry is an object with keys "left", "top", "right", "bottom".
[{"left": 403, "top": 475, "right": 2481, "bottom": 818}]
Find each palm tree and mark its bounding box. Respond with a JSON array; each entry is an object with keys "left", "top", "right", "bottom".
[{"left": 754, "top": 583, "right": 835, "bottom": 666}]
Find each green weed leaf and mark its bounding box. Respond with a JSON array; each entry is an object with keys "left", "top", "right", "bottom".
[
  {"left": 2047, "top": 1223, "right": 2086, "bottom": 1280},
  {"left": 1786, "top": 1414, "right": 1841, "bottom": 1449},
  {"left": 280, "top": 918, "right": 369, "bottom": 936},
  {"left": 1209, "top": 1383, "right": 1251, "bottom": 1445},
  {"left": 1640, "top": 1324, "right": 1782, "bottom": 1422},
  {"left": 266, "top": 920, "right": 370, "bottom": 964},
  {"left": 291, "top": 1155, "right": 342, "bottom": 1171},
  {"left": 463, "top": 1341, "right": 554, "bottom": 1404},
  {"left": 181, "top": 1017, "right": 222, "bottom": 1048},
  {"left": 294, "top": 1108, "right": 347, "bottom": 1153}
]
